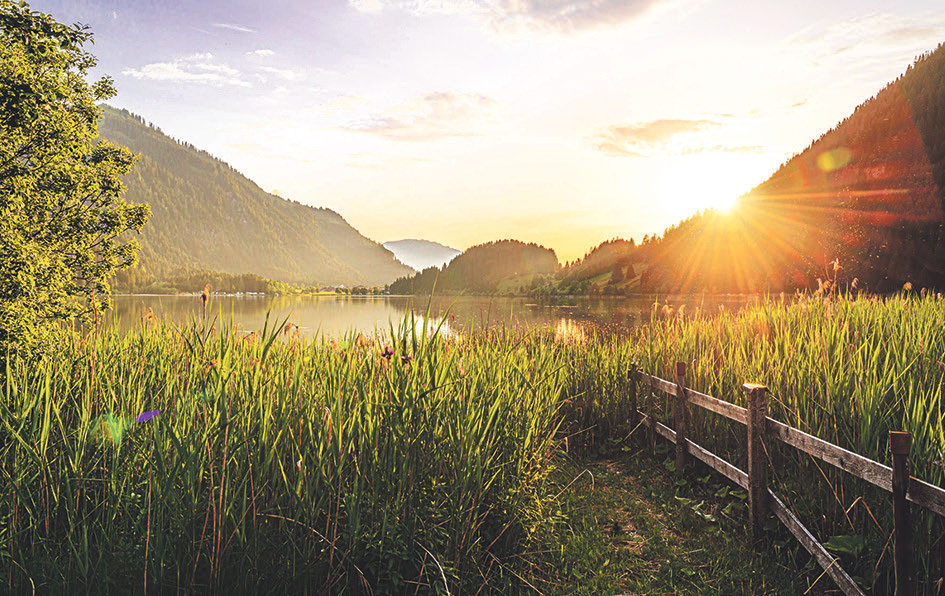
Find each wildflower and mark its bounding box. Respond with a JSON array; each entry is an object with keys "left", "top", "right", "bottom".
[
  {"left": 903, "top": 281, "right": 913, "bottom": 291},
  {"left": 831, "top": 258, "right": 841, "bottom": 273},
  {"left": 401, "top": 354, "right": 412, "bottom": 365},
  {"left": 135, "top": 409, "right": 161, "bottom": 424},
  {"left": 381, "top": 346, "right": 394, "bottom": 360}
]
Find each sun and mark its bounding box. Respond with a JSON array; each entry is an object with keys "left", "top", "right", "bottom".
[
  {"left": 705, "top": 190, "right": 739, "bottom": 212},
  {"left": 658, "top": 169, "right": 741, "bottom": 214}
]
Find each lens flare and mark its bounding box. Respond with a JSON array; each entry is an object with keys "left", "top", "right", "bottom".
[{"left": 816, "top": 147, "right": 853, "bottom": 172}]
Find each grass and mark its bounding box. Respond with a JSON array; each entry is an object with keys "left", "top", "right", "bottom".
[
  {"left": 531, "top": 444, "right": 821, "bottom": 595},
  {"left": 1, "top": 314, "right": 570, "bottom": 592},
  {"left": 633, "top": 290, "right": 945, "bottom": 592},
  {"left": 1, "top": 292, "right": 944, "bottom": 592}
]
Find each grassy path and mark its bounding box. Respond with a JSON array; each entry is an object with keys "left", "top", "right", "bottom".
[{"left": 537, "top": 444, "right": 830, "bottom": 595}]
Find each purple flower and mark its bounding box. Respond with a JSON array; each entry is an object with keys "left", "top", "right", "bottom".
[
  {"left": 135, "top": 409, "right": 161, "bottom": 424},
  {"left": 401, "top": 354, "right": 412, "bottom": 365},
  {"left": 381, "top": 347, "right": 394, "bottom": 360}
]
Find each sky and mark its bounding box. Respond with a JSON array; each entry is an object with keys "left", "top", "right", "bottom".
[{"left": 30, "top": 0, "right": 945, "bottom": 261}]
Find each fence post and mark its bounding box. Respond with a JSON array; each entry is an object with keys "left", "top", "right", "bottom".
[
  {"left": 628, "top": 363, "right": 638, "bottom": 427},
  {"left": 745, "top": 383, "right": 768, "bottom": 540},
  {"left": 674, "top": 362, "right": 688, "bottom": 478},
  {"left": 889, "top": 431, "right": 914, "bottom": 595},
  {"left": 647, "top": 387, "right": 657, "bottom": 456}
]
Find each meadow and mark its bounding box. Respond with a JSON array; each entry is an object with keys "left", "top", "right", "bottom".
[{"left": 1, "top": 293, "right": 943, "bottom": 593}]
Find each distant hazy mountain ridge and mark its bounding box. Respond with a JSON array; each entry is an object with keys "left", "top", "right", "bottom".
[
  {"left": 100, "top": 107, "right": 413, "bottom": 288},
  {"left": 389, "top": 240, "right": 558, "bottom": 295},
  {"left": 383, "top": 239, "right": 460, "bottom": 271}
]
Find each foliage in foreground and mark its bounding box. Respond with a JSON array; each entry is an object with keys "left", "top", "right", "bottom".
[
  {"left": 0, "top": 1, "right": 148, "bottom": 358},
  {"left": 635, "top": 291, "right": 945, "bottom": 592},
  {"left": 3, "top": 293, "right": 945, "bottom": 593},
  {"left": 1, "top": 315, "right": 576, "bottom": 592}
]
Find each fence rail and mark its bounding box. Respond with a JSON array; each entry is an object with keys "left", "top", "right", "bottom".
[{"left": 631, "top": 364, "right": 945, "bottom": 596}]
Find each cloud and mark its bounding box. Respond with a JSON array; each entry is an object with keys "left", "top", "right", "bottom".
[
  {"left": 681, "top": 144, "right": 766, "bottom": 155},
  {"left": 123, "top": 53, "right": 251, "bottom": 87},
  {"left": 594, "top": 118, "right": 715, "bottom": 155},
  {"left": 246, "top": 49, "right": 275, "bottom": 57},
  {"left": 786, "top": 13, "right": 945, "bottom": 70},
  {"left": 212, "top": 23, "right": 256, "bottom": 33},
  {"left": 593, "top": 119, "right": 763, "bottom": 157},
  {"left": 344, "top": 152, "right": 432, "bottom": 169},
  {"left": 257, "top": 66, "right": 302, "bottom": 81},
  {"left": 342, "top": 91, "right": 495, "bottom": 141},
  {"left": 348, "top": 0, "right": 673, "bottom": 32}
]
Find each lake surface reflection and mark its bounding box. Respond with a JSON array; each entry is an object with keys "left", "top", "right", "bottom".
[{"left": 108, "top": 294, "right": 755, "bottom": 338}]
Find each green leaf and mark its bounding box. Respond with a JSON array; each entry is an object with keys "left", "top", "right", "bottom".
[{"left": 823, "top": 535, "right": 866, "bottom": 557}]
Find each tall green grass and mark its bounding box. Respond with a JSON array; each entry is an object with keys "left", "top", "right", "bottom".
[
  {"left": 2, "top": 293, "right": 944, "bottom": 592},
  {"left": 635, "top": 292, "right": 945, "bottom": 591},
  {"left": 0, "top": 314, "right": 582, "bottom": 592}
]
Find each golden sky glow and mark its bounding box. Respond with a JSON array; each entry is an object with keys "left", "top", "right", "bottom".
[{"left": 31, "top": 0, "right": 945, "bottom": 261}]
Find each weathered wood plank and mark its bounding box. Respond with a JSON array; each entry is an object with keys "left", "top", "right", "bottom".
[
  {"left": 642, "top": 416, "right": 749, "bottom": 489},
  {"left": 641, "top": 373, "right": 678, "bottom": 396},
  {"left": 766, "top": 418, "right": 893, "bottom": 491},
  {"left": 907, "top": 478, "right": 945, "bottom": 518},
  {"left": 686, "top": 439, "right": 749, "bottom": 489},
  {"left": 640, "top": 372, "right": 945, "bottom": 518},
  {"left": 686, "top": 388, "right": 748, "bottom": 425},
  {"left": 746, "top": 384, "right": 769, "bottom": 540},
  {"left": 675, "top": 362, "right": 689, "bottom": 477},
  {"left": 768, "top": 490, "right": 866, "bottom": 596},
  {"left": 652, "top": 417, "right": 676, "bottom": 443},
  {"left": 890, "top": 431, "right": 915, "bottom": 595}
]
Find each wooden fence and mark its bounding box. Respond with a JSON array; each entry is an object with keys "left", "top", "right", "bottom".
[{"left": 629, "top": 362, "right": 945, "bottom": 596}]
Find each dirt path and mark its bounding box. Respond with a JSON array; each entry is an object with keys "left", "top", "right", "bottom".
[{"left": 538, "top": 445, "right": 831, "bottom": 595}]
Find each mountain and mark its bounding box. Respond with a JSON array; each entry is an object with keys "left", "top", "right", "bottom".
[
  {"left": 541, "top": 42, "right": 945, "bottom": 296},
  {"left": 383, "top": 239, "right": 461, "bottom": 271},
  {"left": 639, "top": 43, "right": 945, "bottom": 294},
  {"left": 99, "top": 107, "right": 413, "bottom": 289},
  {"left": 389, "top": 240, "right": 559, "bottom": 295}
]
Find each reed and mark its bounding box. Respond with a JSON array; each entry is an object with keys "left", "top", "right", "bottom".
[
  {"left": 1, "top": 314, "right": 572, "bottom": 592},
  {"left": 634, "top": 291, "right": 945, "bottom": 591},
  {"left": 2, "top": 292, "right": 943, "bottom": 591}
]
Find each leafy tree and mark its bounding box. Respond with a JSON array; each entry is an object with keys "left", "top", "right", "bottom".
[{"left": 0, "top": 1, "right": 149, "bottom": 356}]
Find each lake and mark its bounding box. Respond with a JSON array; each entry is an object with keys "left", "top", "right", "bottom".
[{"left": 108, "top": 294, "right": 756, "bottom": 338}]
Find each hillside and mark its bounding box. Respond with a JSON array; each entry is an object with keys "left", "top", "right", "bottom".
[
  {"left": 99, "top": 107, "right": 413, "bottom": 288},
  {"left": 544, "top": 43, "right": 945, "bottom": 296},
  {"left": 383, "top": 239, "right": 461, "bottom": 271},
  {"left": 637, "top": 43, "right": 945, "bottom": 293},
  {"left": 389, "top": 239, "right": 559, "bottom": 295}
]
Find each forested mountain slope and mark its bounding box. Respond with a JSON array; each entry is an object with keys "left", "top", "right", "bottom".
[
  {"left": 389, "top": 240, "right": 559, "bottom": 295},
  {"left": 640, "top": 42, "right": 945, "bottom": 293},
  {"left": 100, "top": 107, "right": 413, "bottom": 288}
]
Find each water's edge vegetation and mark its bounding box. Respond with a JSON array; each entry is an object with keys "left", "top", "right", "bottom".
[{"left": 2, "top": 293, "right": 943, "bottom": 592}]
